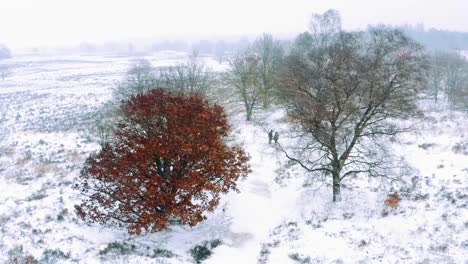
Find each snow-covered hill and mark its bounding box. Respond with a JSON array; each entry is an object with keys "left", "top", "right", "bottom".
[{"left": 0, "top": 53, "right": 466, "bottom": 263}]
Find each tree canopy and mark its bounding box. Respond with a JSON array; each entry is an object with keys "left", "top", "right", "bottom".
[
  {"left": 278, "top": 22, "right": 428, "bottom": 201},
  {"left": 75, "top": 89, "right": 250, "bottom": 234}
]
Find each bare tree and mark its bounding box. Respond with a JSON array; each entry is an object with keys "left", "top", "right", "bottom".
[
  {"left": 0, "top": 44, "right": 11, "bottom": 81},
  {"left": 0, "top": 44, "right": 11, "bottom": 60},
  {"left": 113, "top": 52, "right": 212, "bottom": 102},
  {"left": 100, "top": 59, "right": 159, "bottom": 146},
  {"left": 161, "top": 51, "right": 212, "bottom": 96},
  {"left": 0, "top": 64, "right": 10, "bottom": 80},
  {"left": 291, "top": 32, "right": 314, "bottom": 56},
  {"left": 428, "top": 52, "right": 446, "bottom": 103},
  {"left": 308, "top": 9, "right": 342, "bottom": 47},
  {"left": 429, "top": 51, "right": 468, "bottom": 108},
  {"left": 112, "top": 59, "right": 158, "bottom": 102},
  {"left": 278, "top": 26, "right": 428, "bottom": 202},
  {"left": 251, "top": 33, "right": 284, "bottom": 108},
  {"left": 225, "top": 50, "right": 262, "bottom": 121},
  {"left": 442, "top": 52, "right": 467, "bottom": 104},
  {"left": 105, "top": 53, "right": 214, "bottom": 145}
]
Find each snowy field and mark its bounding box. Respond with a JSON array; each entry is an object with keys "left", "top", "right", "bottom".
[{"left": 0, "top": 52, "right": 467, "bottom": 263}]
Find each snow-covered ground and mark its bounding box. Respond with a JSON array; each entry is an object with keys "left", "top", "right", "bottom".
[{"left": 0, "top": 53, "right": 467, "bottom": 263}]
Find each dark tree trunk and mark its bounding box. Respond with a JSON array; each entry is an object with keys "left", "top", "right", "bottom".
[
  {"left": 332, "top": 170, "right": 342, "bottom": 202},
  {"left": 246, "top": 105, "right": 252, "bottom": 121},
  {"left": 262, "top": 86, "right": 270, "bottom": 109}
]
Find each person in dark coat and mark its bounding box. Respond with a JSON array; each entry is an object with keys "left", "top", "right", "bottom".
[
  {"left": 268, "top": 130, "right": 273, "bottom": 144},
  {"left": 273, "top": 131, "right": 279, "bottom": 144}
]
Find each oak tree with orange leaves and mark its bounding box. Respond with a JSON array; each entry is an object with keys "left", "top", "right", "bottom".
[{"left": 75, "top": 89, "right": 250, "bottom": 234}]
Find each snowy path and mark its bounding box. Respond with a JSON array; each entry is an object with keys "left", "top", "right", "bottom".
[{"left": 207, "top": 115, "right": 302, "bottom": 263}]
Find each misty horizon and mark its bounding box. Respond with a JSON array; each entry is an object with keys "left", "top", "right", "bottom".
[{"left": 1, "top": 0, "right": 468, "bottom": 51}]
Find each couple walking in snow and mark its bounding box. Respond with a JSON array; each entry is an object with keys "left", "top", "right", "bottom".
[{"left": 268, "top": 129, "right": 279, "bottom": 145}]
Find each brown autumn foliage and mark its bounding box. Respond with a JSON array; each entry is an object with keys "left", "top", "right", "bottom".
[
  {"left": 74, "top": 89, "right": 250, "bottom": 234},
  {"left": 384, "top": 194, "right": 402, "bottom": 209}
]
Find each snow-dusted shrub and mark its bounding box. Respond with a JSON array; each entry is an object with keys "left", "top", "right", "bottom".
[
  {"left": 56, "top": 209, "right": 68, "bottom": 221},
  {"left": 190, "top": 239, "right": 222, "bottom": 264},
  {"left": 438, "top": 187, "right": 457, "bottom": 204},
  {"left": 33, "top": 164, "right": 49, "bottom": 176},
  {"left": 461, "top": 240, "right": 468, "bottom": 249},
  {"left": 99, "top": 241, "right": 136, "bottom": 256},
  {"left": 15, "top": 150, "right": 32, "bottom": 166},
  {"left": 384, "top": 194, "right": 402, "bottom": 208},
  {"left": 418, "top": 143, "right": 436, "bottom": 150},
  {"left": 382, "top": 194, "right": 403, "bottom": 217},
  {"left": 451, "top": 140, "right": 468, "bottom": 155},
  {"left": 285, "top": 222, "right": 301, "bottom": 241},
  {"left": 257, "top": 239, "right": 281, "bottom": 264},
  {"left": 288, "top": 253, "right": 312, "bottom": 264},
  {"left": 150, "top": 248, "right": 175, "bottom": 258},
  {"left": 413, "top": 193, "right": 430, "bottom": 201},
  {"left": 257, "top": 244, "right": 271, "bottom": 264},
  {"left": 429, "top": 243, "right": 449, "bottom": 253},
  {"left": 6, "top": 246, "right": 38, "bottom": 264},
  {"left": 26, "top": 192, "right": 47, "bottom": 201},
  {"left": 40, "top": 249, "right": 70, "bottom": 264}
]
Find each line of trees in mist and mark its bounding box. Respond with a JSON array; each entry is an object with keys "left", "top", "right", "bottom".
[
  {"left": 27, "top": 38, "right": 256, "bottom": 62},
  {"left": 428, "top": 51, "right": 468, "bottom": 108},
  {"left": 22, "top": 24, "right": 468, "bottom": 60},
  {"left": 402, "top": 24, "right": 468, "bottom": 51}
]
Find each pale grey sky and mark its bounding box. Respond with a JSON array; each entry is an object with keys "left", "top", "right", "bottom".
[{"left": 0, "top": 0, "right": 467, "bottom": 48}]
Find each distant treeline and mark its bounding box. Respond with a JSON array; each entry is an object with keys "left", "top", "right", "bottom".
[
  {"left": 78, "top": 39, "right": 251, "bottom": 56},
  {"left": 27, "top": 38, "right": 256, "bottom": 62},
  {"left": 401, "top": 24, "right": 468, "bottom": 51}
]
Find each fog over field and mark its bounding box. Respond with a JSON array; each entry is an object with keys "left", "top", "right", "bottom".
[
  {"left": 0, "top": 1, "right": 467, "bottom": 263},
  {"left": 2, "top": 0, "right": 468, "bottom": 49}
]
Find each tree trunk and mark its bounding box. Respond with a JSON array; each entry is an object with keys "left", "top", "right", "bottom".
[
  {"left": 332, "top": 171, "right": 342, "bottom": 202},
  {"left": 245, "top": 106, "right": 252, "bottom": 121},
  {"left": 262, "top": 88, "right": 270, "bottom": 109}
]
